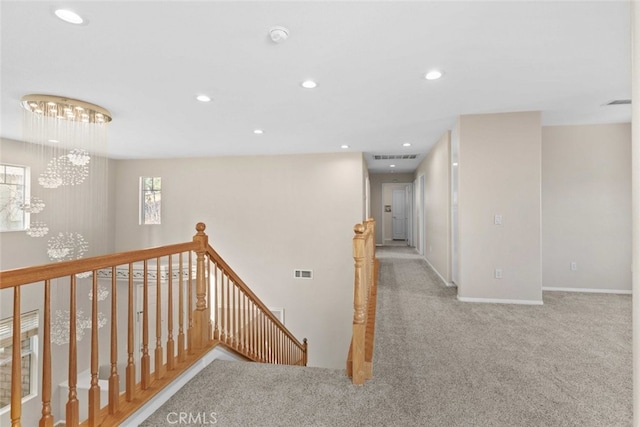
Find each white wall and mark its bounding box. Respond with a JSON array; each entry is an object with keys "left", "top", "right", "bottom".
[
  {"left": 414, "top": 131, "right": 451, "bottom": 283},
  {"left": 631, "top": 4, "right": 639, "bottom": 424},
  {"left": 362, "top": 155, "right": 370, "bottom": 219},
  {"left": 542, "top": 124, "right": 632, "bottom": 292},
  {"left": 457, "top": 112, "right": 542, "bottom": 304},
  {"left": 113, "top": 152, "right": 365, "bottom": 369}
]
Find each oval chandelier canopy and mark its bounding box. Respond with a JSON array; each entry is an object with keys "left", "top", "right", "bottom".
[{"left": 21, "top": 94, "right": 112, "bottom": 123}]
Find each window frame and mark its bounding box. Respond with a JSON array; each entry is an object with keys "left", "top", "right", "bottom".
[
  {"left": 0, "top": 310, "right": 39, "bottom": 414},
  {"left": 0, "top": 163, "right": 31, "bottom": 233},
  {"left": 139, "top": 176, "right": 162, "bottom": 225}
]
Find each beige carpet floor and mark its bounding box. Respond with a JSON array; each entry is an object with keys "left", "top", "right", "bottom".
[{"left": 139, "top": 246, "right": 632, "bottom": 427}]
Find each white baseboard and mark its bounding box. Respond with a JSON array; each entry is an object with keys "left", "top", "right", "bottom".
[
  {"left": 121, "top": 346, "right": 244, "bottom": 426},
  {"left": 457, "top": 296, "right": 544, "bottom": 305},
  {"left": 423, "top": 257, "right": 454, "bottom": 287},
  {"left": 542, "top": 287, "right": 632, "bottom": 295}
]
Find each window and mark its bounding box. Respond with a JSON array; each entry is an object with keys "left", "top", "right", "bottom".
[
  {"left": 140, "top": 177, "right": 161, "bottom": 225},
  {"left": 0, "top": 164, "right": 29, "bottom": 232},
  {"left": 0, "top": 310, "right": 39, "bottom": 412}
]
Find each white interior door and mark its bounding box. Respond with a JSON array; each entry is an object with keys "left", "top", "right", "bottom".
[{"left": 392, "top": 189, "right": 406, "bottom": 240}]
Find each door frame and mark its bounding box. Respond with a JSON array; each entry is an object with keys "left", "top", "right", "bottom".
[
  {"left": 406, "top": 184, "right": 413, "bottom": 247},
  {"left": 381, "top": 182, "right": 413, "bottom": 245},
  {"left": 415, "top": 174, "right": 425, "bottom": 256}
]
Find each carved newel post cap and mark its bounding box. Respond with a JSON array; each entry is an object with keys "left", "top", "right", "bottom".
[
  {"left": 196, "top": 222, "right": 206, "bottom": 233},
  {"left": 354, "top": 223, "right": 365, "bottom": 234}
]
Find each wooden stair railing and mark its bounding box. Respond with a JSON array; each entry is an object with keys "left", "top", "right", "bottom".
[
  {"left": 346, "top": 218, "right": 378, "bottom": 385},
  {"left": 0, "top": 222, "right": 307, "bottom": 427},
  {"left": 205, "top": 245, "right": 307, "bottom": 365}
]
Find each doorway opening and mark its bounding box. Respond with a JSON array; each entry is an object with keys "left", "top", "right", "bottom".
[{"left": 381, "top": 182, "right": 412, "bottom": 246}]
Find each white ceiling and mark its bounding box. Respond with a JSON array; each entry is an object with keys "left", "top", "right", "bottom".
[{"left": 0, "top": 1, "right": 631, "bottom": 174}]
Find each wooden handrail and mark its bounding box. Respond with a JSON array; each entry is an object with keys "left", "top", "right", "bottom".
[
  {"left": 346, "top": 218, "right": 378, "bottom": 385},
  {"left": 206, "top": 245, "right": 306, "bottom": 351},
  {"left": 2, "top": 223, "right": 307, "bottom": 426},
  {"left": 0, "top": 242, "right": 198, "bottom": 289}
]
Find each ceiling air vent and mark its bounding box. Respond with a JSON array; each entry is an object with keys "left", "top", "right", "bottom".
[
  {"left": 373, "top": 154, "right": 418, "bottom": 160},
  {"left": 606, "top": 99, "right": 631, "bottom": 105}
]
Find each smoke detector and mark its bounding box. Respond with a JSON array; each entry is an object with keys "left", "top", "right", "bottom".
[{"left": 269, "top": 26, "right": 289, "bottom": 43}]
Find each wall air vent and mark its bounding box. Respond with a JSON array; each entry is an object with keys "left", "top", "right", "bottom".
[
  {"left": 373, "top": 154, "right": 418, "bottom": 160},
  {"left": 294, "top": 269, "right": 313, "bottom": 279},
  {"left": 606, "top": 99, "right": 631, "bottom": 105}
]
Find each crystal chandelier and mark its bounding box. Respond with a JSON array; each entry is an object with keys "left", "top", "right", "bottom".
[
  {"left": 21, "top": 93, "right": 111, "bottom": 258},
  {"left": 22, "top": 94, "right": 112, "bottom": 345}
]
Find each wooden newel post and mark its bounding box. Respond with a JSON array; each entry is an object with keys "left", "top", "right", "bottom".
[
  {"left": 193, "top": 223, "right": 209, "bottom": 349},
  {"left": 303, "top": 338, "right": 308, "bottom": 366},
  {"left": 352, "top": 223, "right": 367, "bottom": 385}
]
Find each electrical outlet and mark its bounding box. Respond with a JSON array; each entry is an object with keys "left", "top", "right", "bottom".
[
  {"left": 570, "top": 262, "right": 577, "bottom": 271},
  {"left": 494, "top": 268, "right": 503, "bottom": 279},
  {"left": 494, "top": 214, "right": 503, "bottom": 225}
]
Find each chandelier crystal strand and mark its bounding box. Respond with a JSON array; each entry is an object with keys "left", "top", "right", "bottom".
[
  {"left": 50, "top": 309, "right": 108, "bottom": 345},
  {"left": 20, "top": 196, "right": 46, "bottom": 213},
  {"left": 51, "top": 309, "right": 88, "bottom": 345},
  {"left": 88, "top": 283, "right": 109, "bottom": 301},
  {"left": 26, "top": 221, "right": 49, "bottom": 237}
]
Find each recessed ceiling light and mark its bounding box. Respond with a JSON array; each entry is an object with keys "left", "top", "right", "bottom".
[
  {"left": 253, "top": 129, "right": 264, "bottom": 134},
  {"left": 402, "top": 142, "right": 411, "bottom": 147},
  {"left": 424, "top": 70, "right": 443, "bottom": 80},
  {"left": 341, "top": 145, "right": 349, "bottom": 149},
  {"left": 54, "top": 9, "right": 84, "bottom": 25},
  {"left": 196, "top": 94, "right": 211, "bottom": 102},
  {"left": 48, "top": 139, "right": 59, "bottom": 143},
  {"left": 301, "top": 80, "right": 317, "bottom": 89},
  {"left": 390, "top": 164, "right": 396, "bottom": 168},
  {"left": 453, "top": 162, "right": 458, "bottom": 166}
]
